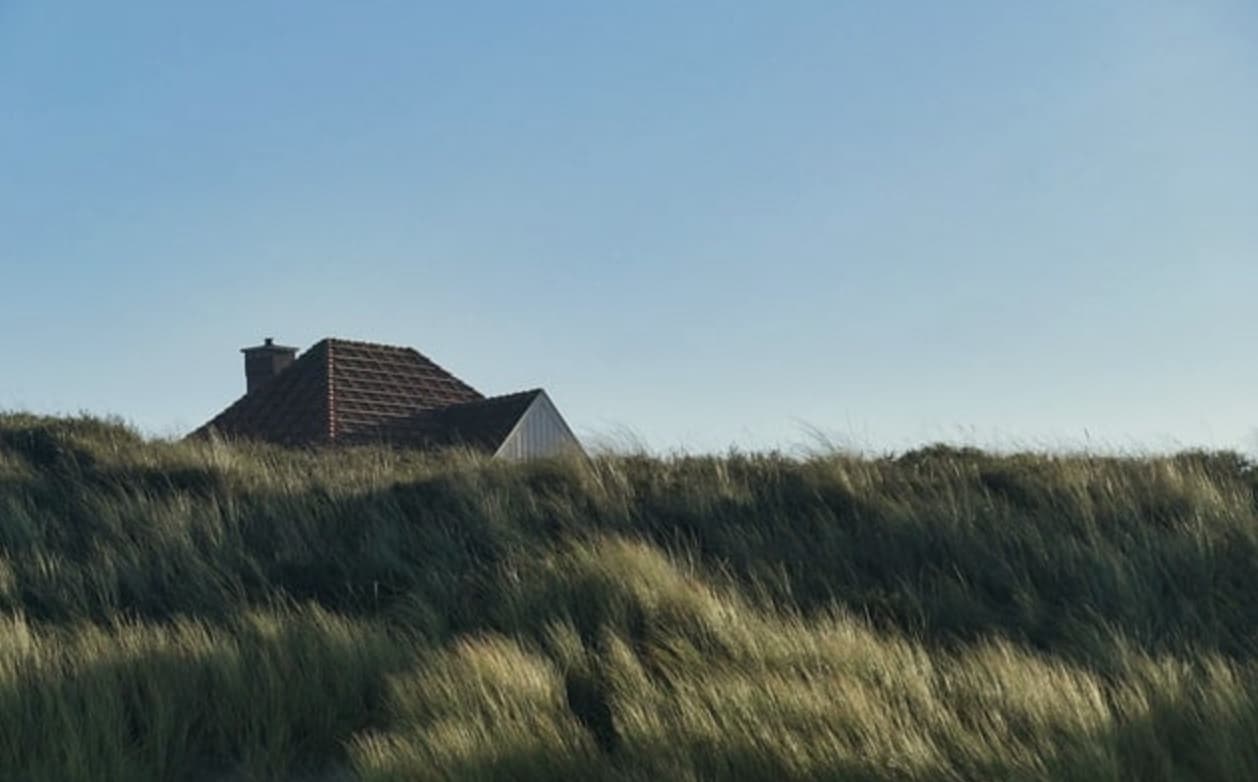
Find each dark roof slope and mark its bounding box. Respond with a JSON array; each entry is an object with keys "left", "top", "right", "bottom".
[
  {"left": 194, "top": 339, "right": 333, "bottom": 445},
  {"left": 196, "top": 338, "right": 483, "bottom": 446},
  {"left": 342, "top": 389, "right": 543, "bottom": 452}
]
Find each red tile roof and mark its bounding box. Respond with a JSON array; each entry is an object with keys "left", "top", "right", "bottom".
[
  {"left": 195, "top": 338, "right": 490, "bottom": 448},
  {"left": 326, "top": 338, "right": 483, "bottom": 440}
]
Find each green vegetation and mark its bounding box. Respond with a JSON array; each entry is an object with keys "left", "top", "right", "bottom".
[{"left": 3, "top": 413, "right": 1258, "bottom": 781}]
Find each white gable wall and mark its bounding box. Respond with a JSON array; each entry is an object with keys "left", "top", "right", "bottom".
[{"left": 494, "top": 391, "right": 582, "bottom": 460}]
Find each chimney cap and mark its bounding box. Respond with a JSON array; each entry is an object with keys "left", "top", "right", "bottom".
[{"left": 242, "top": 337, "right": 298, "bottom": 354}]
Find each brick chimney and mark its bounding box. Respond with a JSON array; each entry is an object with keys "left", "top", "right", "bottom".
[{"left": 241, "top": 337, "right": 298, "bottom": 394}]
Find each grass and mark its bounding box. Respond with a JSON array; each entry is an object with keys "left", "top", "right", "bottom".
[{"left": 2, "top": 413, "right": 1258, "bottom": 780}]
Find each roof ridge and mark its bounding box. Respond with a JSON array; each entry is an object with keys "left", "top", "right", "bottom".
[
  {"left": 326, "top": 338, "right": 337, "bottom": 441},
  {"left": 323, "top": 336, "right": 415, "bottom": 352}
]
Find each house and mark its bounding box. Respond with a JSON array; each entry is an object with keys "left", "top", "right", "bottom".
[{"left": 193, "top": 337, "right": 583, "bottom": 459}]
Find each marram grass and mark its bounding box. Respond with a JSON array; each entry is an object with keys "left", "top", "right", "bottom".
[{"left": 2, "top": 414, "right": 1258, "bottom": 780}]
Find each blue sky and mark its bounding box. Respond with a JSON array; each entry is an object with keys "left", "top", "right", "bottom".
[{"left": 2, "top": 1, "right": 1256, "bottom": 453}]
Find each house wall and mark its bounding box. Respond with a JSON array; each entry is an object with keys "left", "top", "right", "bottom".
[{"left": 495, "top": 392, "right": 582, "bottom": 460}]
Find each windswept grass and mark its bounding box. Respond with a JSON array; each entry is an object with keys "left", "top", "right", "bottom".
[{"left": 2, "top": 413, "right": 1258, "bottom": 779}]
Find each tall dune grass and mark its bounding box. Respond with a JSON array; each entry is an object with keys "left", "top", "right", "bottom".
[{"left": 2, "top": 413, "right": 1258, "bottom": 779}]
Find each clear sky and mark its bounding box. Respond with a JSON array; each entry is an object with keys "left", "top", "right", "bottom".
[{"left": 2, "top": 1, "right": 1256, "bottom": 453}]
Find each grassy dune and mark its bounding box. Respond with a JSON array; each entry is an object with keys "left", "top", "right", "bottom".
[{"left": 2, "top": 414, "right": 1258, "bottom": 780}]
